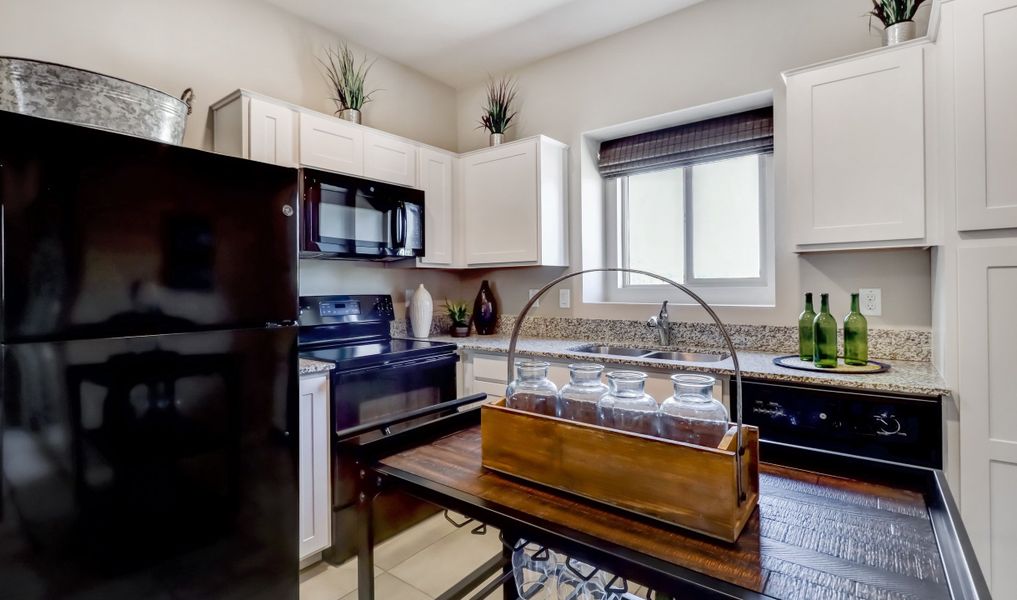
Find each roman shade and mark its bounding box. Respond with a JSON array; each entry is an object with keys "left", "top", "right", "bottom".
[{"left": 597, "top": 107, "right": 773, "bottom": 179}]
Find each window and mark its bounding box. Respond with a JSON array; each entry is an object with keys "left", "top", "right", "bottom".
[{"left": 606, "top": 152, "right": 774, "bottom": 306}]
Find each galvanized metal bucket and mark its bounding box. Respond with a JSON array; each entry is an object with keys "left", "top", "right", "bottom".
[{"left": 0, "top": 56, "right": 192, "bottom": 144}]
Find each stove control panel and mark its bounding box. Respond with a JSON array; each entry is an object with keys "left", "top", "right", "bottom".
[
  {"left": 740, "top": 380, "right": 943, "bottom": 469},
  {"left": 298, "top": 294, "right": 395, "bottom": 325}
]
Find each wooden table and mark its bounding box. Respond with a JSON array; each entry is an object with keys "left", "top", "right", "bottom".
[{"left": 367, "top": 420, "right": 985, "bottom": 600}]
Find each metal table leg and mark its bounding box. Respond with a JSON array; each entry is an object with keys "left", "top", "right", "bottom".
[{"left": 357, "top": 473, "right": 379, "bottom": 600}]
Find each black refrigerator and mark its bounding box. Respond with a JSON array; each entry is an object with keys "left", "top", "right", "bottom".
[{"left": 0, "top": 111, "right": 300, "bottom": 599}]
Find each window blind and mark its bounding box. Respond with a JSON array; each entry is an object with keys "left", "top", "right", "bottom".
[{"left": 597, "top": 107, "right": 773, "bottom": 179}]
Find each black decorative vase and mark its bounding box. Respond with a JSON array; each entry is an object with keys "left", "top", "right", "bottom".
[{"left": 471, "top": 280, "right": 498, "bottom": 335}]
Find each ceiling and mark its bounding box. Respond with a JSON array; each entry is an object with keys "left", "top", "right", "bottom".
[{"left": 263, "top": 0, "right": 707, "bottom": 88}]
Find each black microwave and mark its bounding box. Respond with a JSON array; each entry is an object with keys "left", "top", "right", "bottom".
[{"left": 300, "top": 168, "right": 424, "bottom": 260}]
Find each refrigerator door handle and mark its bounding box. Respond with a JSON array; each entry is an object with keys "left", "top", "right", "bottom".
[{"left": 265, "top": 320, "right": 297, "bottom": 328}]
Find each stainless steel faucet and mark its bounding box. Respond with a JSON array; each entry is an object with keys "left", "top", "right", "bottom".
[{"left": 646, "top": 300, "right": 670, "bottom": 346}]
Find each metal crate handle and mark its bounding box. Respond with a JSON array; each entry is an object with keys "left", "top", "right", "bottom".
[{"left": 505, "top": 268, "right": 747, "bottom": 504}]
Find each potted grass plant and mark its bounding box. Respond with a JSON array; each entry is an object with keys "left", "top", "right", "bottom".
[
  {"left": 870, "top": 0, "right": 928, "bottom": 46},
  {"left": 320, "top": 43, "right": 377, "bottom": 124},
  {"left": 446, "top": 301, "right": 471, "bottom": 337},
  {"left": 477, "top": 76, "right": 518, "bottom": 146}
]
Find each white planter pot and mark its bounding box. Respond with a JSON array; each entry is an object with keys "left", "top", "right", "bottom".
[{"left": 409, "top": 283, "right": 433, "bottom": 338}]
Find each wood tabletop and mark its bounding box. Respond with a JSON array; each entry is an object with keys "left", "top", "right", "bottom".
[{"left": 378, "top": 426, "right": 950, "bottom": 600}]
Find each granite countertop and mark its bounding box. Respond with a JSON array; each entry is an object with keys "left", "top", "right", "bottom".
[
  {"left": 298, "top": 357, "right": 335, "bottom": 375},
  {"left": 410, "top": 334, "right": 949, "bottom": 397}
]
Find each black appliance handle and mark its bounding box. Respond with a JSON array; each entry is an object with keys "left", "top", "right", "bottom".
[
  {"left": 334, "top": 352, "right": 458, "bottom": 378},
  {"left": 335, "top": 393, "right": 488, "bottom": 442},
  {"left": 395, "top": 203, "right": 407, "bottom": 248}
]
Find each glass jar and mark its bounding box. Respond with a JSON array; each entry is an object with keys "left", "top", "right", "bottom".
[
  {"left": 506, "top": 360, "right": 558, "bottom": 416},
  {"left": 557, "top": 363, "right": 608, "bottom": 424},
  {"left": 658, "top": 374, "right": 729, "bottom": 447},
  {"left": 597, "top": 371, "right": 658, "bottom": 436}
]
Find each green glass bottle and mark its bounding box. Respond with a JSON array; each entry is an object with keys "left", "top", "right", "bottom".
[
  {"left": 844, "top": 292, "right": 869, "bottom": 366},
  {"left": 798, "top": 293, "right": 816, "bottom": 361},
  {"left": 812, "top": 293, "right": 838, "bottom": 368}
]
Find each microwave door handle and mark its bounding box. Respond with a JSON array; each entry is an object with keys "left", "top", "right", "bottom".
[{"left": 397, "top": 203, "right": 407, "bottom": 247}]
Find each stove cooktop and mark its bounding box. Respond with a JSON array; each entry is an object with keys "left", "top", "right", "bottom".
[{"left": 300, "top": 337, "right": 457, "bottom": 372}]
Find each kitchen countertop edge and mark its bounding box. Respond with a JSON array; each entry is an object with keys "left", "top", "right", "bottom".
[
  {"left": 407, "top": 334, "right": 950, "bottom": 397},
  {"left": 298, "top": 357, "right": 335, "bottom": 375}
]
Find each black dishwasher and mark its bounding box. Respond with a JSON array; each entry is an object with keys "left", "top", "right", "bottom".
[{"left": 740, "top": 380, "right": 943, "bottom": 469}]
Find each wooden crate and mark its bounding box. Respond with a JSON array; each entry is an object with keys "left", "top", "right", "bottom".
[{"left": 480, "top": 398, "right": 760, "bottom": 542}]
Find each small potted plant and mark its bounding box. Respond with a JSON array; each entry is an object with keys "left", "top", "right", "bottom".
[
  {"left": 446, "top": 301, "right": 471, "bottom": 337},
  {"left": 477, "top": 76, "right": 518, "bottom": 146},
  {"left": 320, "top": 43, "right": 377, "bottom": 124},
  {"left": 870, "top": 0, "right": 927, "bottom": 46}
]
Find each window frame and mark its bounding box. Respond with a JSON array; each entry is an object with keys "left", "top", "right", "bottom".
[{"left": 604, "top": 152, "right": 776, "bottom": 307}]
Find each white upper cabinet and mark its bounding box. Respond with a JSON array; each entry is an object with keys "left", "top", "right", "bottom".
[
  {"left": 416, "top": 147, "right": 455, "bottom": 267},
  {"left": 786, "top": 44, "right": 928, "bottom": 248},
  {"left": 299, "top": 112, "right": 364, "bottom": 175},
  {"left": 364, "top": 130, "right": 417, "bottom": 186},
  {"left": 212, "top": 91, "right": 570, "bottom": 269},
  {"left": 249, "top": 97, "right": 297, "bottom": 166},
  {"left": 460, "top": 136, "right": 568, "bottom": 267},
  {"left": 955, "top": 0, "right": 1017, "bottom": 231},
  {"left": 210, "top": 91, "right": 296, "bottom": 167}
]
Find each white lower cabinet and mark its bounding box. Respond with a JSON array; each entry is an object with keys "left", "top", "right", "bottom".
[
  {"left": 298, "top": 373, "right": 331, "bottom": 561},
  {"left": 463, "top": 351, "right": 728, "bottom": 412},
  {"left": 957, "top": 243, "right": 1017, "bottom": 597}
]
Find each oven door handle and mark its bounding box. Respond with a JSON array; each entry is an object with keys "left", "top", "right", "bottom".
[
  {"left": 333, "top": 352, "right": 459, "bottom": 379},
  {"left": 335, "top": 393, "right": 488, "bottom": 443}
]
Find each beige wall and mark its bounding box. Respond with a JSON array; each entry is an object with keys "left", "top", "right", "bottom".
[
  {"left": 0, "top": 0, "right": 463, "bottom": 303},
  {"left": 0, "top": 0, "right": 458, "bottom": 151},
  {"left": 454, "top": 0, "right": 934, "bottom": 329}
]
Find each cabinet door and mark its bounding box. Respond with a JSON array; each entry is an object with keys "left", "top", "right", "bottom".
[
  {"left": 248, "top": 97, "right": 296, "bottom": 167},
  {"left": 417, "top": 148, "right": 455, "bottom": 266},
  {"left": 364, "top": 130, "right": 417, "bottom": 186},
  {"left": 462, "top": 140, "right": 539, "bottom": 265},
  {"left": 956, "top": 0, "right": 1017, "bottom": 231},
  {"left": 298, "top": 374, "right": 330, "bottom": 560},
  {"left": 787, "top": 46, "right": 926, "bottom": 245},
  {"left": 299, "top": 112, "right": 364, "bottom": 175},
  {"left": 958, "top": 244, "right": 1017, "bottom": 597}
]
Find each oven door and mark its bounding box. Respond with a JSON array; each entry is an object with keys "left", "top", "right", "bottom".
[
  {"left": 330, "top": 352, "right": 457, "bottom": 506},
  {"left": 301, "top": 170, "right": 424, "bottom": 259},
  {"left": 325, "top": 352, "right": 456, "bottom": 564}
]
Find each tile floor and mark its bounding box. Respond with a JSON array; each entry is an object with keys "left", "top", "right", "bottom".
[{"left": 300, "top": 512, "right": 504, "bottom": 600}]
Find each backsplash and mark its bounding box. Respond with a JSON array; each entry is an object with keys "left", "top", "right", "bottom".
[{"left": 393, "top": 315, "right": 932, "bottom": 362}]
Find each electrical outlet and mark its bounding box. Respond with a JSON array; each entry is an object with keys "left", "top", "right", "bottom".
[
  {"left": 859, "top": 288, "right": 881, "bottom": 316},
  {"left": 528, "top": 289, "right": 540, "bottom": 308},
  {"left": 404, "top": 289, "right": 414, "bottom": 307},
  {"left": 559, "top": 288, "right": 571, "bottom": 309}
]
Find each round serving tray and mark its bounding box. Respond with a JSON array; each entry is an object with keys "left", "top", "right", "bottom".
[{"left": 772, "top": 355, "right": 890, "bottom": 374}]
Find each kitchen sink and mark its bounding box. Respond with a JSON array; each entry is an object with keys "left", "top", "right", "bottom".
[
  {"left": 569, "top": 344, "right": 650, "bottom": 357},
  {"left": 568, "top": 345, "right": 730, "bottom": 362},
  {"left": 641, "top": 350, "right": 730, "bottom": 362}
]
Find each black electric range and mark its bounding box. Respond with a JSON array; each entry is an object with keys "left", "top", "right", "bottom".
[{"left": 298, "top": 294, "right": 459, "bottom": 564}]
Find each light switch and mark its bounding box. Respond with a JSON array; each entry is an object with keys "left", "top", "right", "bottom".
[
  {"left": 528, "top": 289, "right": 540, "bottom": 308},
  {"left": 559, "top": 288, "right": 570, "bottom": 309}
]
